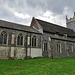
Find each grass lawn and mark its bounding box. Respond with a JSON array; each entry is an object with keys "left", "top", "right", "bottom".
[{"left": 0, "top": 58, "right": 75, "bottom": 75}]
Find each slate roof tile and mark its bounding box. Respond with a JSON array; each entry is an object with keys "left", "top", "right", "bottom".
[
  {"left": 0, "top": 20, "right": 40, "bottom": 34},
  {"left": 36, "top": 19, "right": 75, "bottom": 37}
]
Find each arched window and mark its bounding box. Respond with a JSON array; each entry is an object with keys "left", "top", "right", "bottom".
[
  {"left": 0, "top": 31, "right": 7, "bottom": 44},
  {"left": 32, "top": 36, "right": 36, "bottom": 47},
  {"left": 57, "top": 43, "right": 61, "bottom": 53},
  {"left": 44, "top": 42, "right": 47, "bottom": 51},
  {"left": 17, "top": 33, "right": 23, "bottom": 45}
]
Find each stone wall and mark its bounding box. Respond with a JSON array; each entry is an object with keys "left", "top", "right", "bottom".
[
  {"left": 51, "top": 39, "right": 75, "bottom": 58},
  {"left": 0, "top": 46, "right": 26, "bottom": 59},
  {"left": 42, "top": 32, "right": 75, "bottom": 58},
  {"left": 0, "top": 46, "right": 10, "bottom": 59},
  {"left": 0, "top": 27, "right": 42, "bottom": 59},
  {"left": 1, "top": 24, "right": 75, "bottom": 59},
  {"left": 15, "top": 47, "right": 26, "bottom": 59},
  {"left": 67, "top": 21, "right": 75, "bottom": 32},
  {"left": 31, "top": 48, "right": 42, "bottom": 58}
]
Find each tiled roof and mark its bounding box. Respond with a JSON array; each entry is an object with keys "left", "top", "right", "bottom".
[
  {"left": 36, "top": 19, "right": 75, "bottom": 37},
  {"left": 0, "top": 20, "right": 40, "bottom": 34}
]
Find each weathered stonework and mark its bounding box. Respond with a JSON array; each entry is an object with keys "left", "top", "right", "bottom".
[
  {"left": 0, "top": 14, "right": 75, "bottom": 59},
  {"left": 0, "top": 23, "right": 42, "bottom": 59},
  {"left": 0, "top": 46, "right": 10, "bottom": 59}
]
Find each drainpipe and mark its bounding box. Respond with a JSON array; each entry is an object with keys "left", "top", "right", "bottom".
[
  {"left": 25, "top": 35, "right": 28, "bottom": 59},
  {"left": 30, "top": 33, "right": 31, "bottom": 58}
]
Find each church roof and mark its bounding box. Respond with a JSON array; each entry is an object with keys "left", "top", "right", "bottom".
[
  {"left": 36, "top": 19, "right": 75, "bottom": 37},
  {"left": 0, "top": 20, "right": 40, "bottom": 34}
]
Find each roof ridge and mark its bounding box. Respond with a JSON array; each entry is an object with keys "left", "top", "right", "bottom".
[
  {"left": 0, "top": 19, "right": 40, "bottom": 34},
  {"left": 36, "top": 18, "right": 74, "bottom": 31},
  {"left": 35, "top": 18, "right": 75, "bottom": 37},
  {"left": 0, "top": 19, "right": 29, "bottom": 27}
]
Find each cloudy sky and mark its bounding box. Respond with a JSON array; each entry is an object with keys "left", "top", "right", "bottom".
[{"left": 0, "top": 0, "right": 75, "bottom": 27}]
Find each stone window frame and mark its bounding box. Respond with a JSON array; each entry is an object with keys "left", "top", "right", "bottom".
[
  {"left": 31, "top": 35, "right": 37, "bottom": 48},
  {"left": 43, "top": 40, "right": 48, "bottom": 51},
  {"left": 57, "top": 43, "right": 62, "bottom": 53},
  {"left": 0, "top": 30, "right": 8, "bottom": 46},
  {"left": 16, "top": 33, "right": 24, "bottom": 47}
]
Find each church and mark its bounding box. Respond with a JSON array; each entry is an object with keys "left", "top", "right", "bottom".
[{"left": 0, "top": 12, "right": 75, "bottom": 59}]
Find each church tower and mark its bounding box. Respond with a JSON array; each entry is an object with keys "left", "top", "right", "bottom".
[{"left": 66, "top": 12, "right": 75, "bottom": 32}]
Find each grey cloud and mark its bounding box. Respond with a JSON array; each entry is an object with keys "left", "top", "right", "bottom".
[
  {"left": 0, "top": 0, "right": 29, "bottom": 26},
  {"left": 0, "top": 0, "right": 75, "bottom": 15},
  {"left": 0, "top": 0, "right": 26, "bottom": 13},
  {"left": 0, "top": 0, "right": 31, "bottom": 25},
  {"left": 1, "top": 0, "right": 74, "bottom": 15},
  {"left": 25, "top": 0, "right": 75, "bottom": 14},
  {"left": 0, "top": 0, "right": 75, "bottom": 26},
  {"left": 0, "top": 6, "right": 14, "bottom": 19}
]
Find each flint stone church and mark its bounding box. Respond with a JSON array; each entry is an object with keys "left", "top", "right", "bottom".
[{"left": 0, "top": 13, "right": 75, "bottom": 59}]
